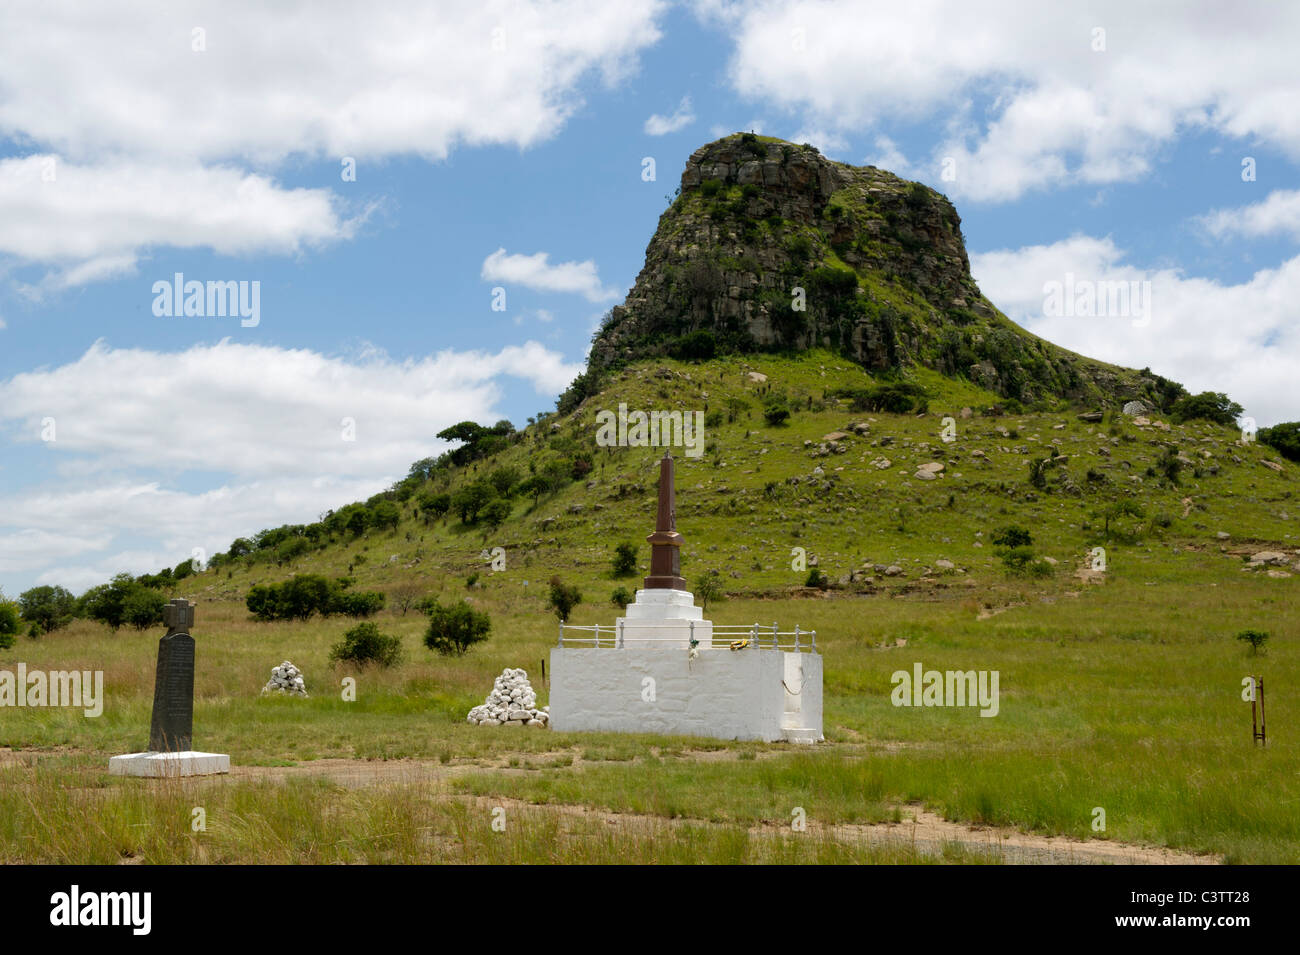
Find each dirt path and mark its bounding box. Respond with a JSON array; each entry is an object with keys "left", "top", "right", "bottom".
[
  {"left": 821, "top": 809, "right": 1215, "bottom": 865},
  {"left": 3, "top": 748, "right": 1221, "bottom": 864},
  {"left": 228, "top": 756, "right": 1216, "bottom": 865}
]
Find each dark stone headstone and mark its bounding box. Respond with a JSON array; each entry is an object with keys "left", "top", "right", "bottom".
[{"left": 148, "top": 600, "right": 196, "bottom": 752}]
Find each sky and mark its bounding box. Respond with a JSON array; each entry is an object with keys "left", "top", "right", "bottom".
[{"left": 1, "top": 0, "right": 1298, "bottom": 595}]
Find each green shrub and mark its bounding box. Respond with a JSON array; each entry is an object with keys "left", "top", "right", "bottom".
[
  {"left": 805, "top": 567, "right": 828, "bottom": 589},
  {"left": 610, "top": 586, "right": 632, "bottom": 607},
  {"left": 694, "top": 572, "right": 724, "bottom": 611},
  {"left": 1236, "top": 629, "right": 1269, "bottom": 655},
  {"left": 330, "top": 622, "right": 403, "bottom": 668},
  {"left": 0, "top": 599, "right": 19, "bottom": 650},
  {"left": 17, "top": 585, "right": 76, "bottom": 635},
  {"left": 784, "top": 235, "right": 813, "bottom": 262},
  {"left": 424, "top": 599, "right": 491, "bottom": 656},
  {"left": 612, "top": 542, "right": 638, "bottom": 577},
  {"left": 331, "top": 590, "right": 386, "bottom": 618},
  {"left": 669, "top": 329, "right": 717, "bottom": 361},
  {"left": 481, "top": 498, "right": 513, "bottom": 531},
  {"left": 1000, "top": 547, "right": 1052, "bottom": 577},
  {"left": 417, "top": 490, "right": 452, "bottom": 523},
  {"left": 991, "top": 525, "right": 1033, "bottom": 547},
  {"left": 79, "top": 573, "right": 167, "bottom": 632},
  {"left": 835, "top": 382, "right": 926, "bottom": 414},
  {"left": 1169, "top": 392, "right": 1243, "bottom": 426},
  {"left": 246, "top": 575, "right": 384, "bottom": 621},
  {"left": 1259, "top": 422, "right": 1300, "bottom": 463},
  {"left": 122, "top": 587, "right": 166, "bottom": 630},
  {"left": 548, "top": 577, "right": 582, "bottom": 622},
  {"left": 763, "top": 394, "right": 790, "bottom": 426},
  {"left": 700, "top": 178, "right": 723, "bottom": 198}
]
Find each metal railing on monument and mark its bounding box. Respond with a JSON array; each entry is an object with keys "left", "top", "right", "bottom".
[{"left": 557, "top": 620, "right": 817, "bottom": 652}]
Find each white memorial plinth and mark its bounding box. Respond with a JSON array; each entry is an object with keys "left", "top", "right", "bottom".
[
  {"left": 549, "top": 452, "right": 823, "bottom": 743},
  {"left": 109, "top": 751, "right": 230, "bottom": 777},
  {"left": 617, "top": 587, "right": 713, "bottom": 648}
]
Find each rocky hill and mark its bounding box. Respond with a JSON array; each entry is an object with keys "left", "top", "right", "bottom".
[{"left": 579, "top": 134, "right": 1177, "bottom": 411}]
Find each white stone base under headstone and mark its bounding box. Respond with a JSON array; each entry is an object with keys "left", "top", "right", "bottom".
[{"left": 108, "top": 751, "right": 230, "bottom": 777}]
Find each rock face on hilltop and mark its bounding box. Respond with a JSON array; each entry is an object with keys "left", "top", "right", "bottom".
[{"left": 581, "top": 134, "right": 1174, "bottom": 409}]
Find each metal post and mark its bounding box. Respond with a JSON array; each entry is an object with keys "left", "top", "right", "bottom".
[
  {"left": 794, "top": 625, "right": 801, "bottom": 651},
  {"left": 558, "top": 622, "right": 564, "bottom": 648},
  {"left": 751, "top": 623, "right": 757, "bottom": 647},
  {"left": 1253, "top": 676, "right": 1266, "bottom": 746},
  {"left": 618, "top": 620, "right": 624, "bottom": 649},
  {"left": 811, "top": 629, "right": 817, "bottom": 652},
  {"left": 773, "top": 622, "right": 778, "bottom": 649}
]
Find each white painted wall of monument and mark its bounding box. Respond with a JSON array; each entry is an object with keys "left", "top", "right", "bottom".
[{"left": 549, "top": 646, "right": 823, "bottom": 743}]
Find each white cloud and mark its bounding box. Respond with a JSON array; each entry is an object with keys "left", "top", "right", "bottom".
[
  {"left": 0, "top": 155, "right": 361, "bottom": 290},
  {"left": 0, "top": 338, "right": 585, "bottom": 592},
  {"left": 0, "top": 529, "right": 114, "bottom": 574},
  {"left": 0, "top": 1, "right": 665, "bottom": 164},
  {"left": 481, "top": 248, "right": 620, "bottom": 302},
  {"left": 0, "top": 315, "right": 6, "bottom": 330},
  {"left": 0, "top": 339, "right": 582, "bottom": 477},
  {"left": 0, "top": 1, "right": 665, "bottom": 288},
  {"left": 790, "top": 126, "right": 848, "bottom": 157},
  {"left": 864, "top": 136, "right": 911, "bottom": 175},
  {"left": 710, "top": 119, "right": 765, "bottom": 139},
  {"left": 700, "top": 1, "right": 1300, "bottom": 202},
  {"left": 1199, "top": 189, "right": 1300, "bottom": 243},
  {"left": 645, "top": 96, "right": 696, "bottom": 136},
  {"left": 970, "top": 235, "right": 1300, "bottom": 426}
]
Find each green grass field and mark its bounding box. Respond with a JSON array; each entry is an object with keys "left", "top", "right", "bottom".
[{"left": 2, "top": 351, "right": 1295, "bottom": 863}]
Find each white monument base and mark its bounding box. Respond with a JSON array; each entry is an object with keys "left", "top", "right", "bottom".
[
  {"left": 109, "top": 751, "right": 230, "bottom": 777},
  {"left": 617, "top": 588, "right": 713, "bottom": 648},
  {"left": 549, "top": 646, "right": 823, "bottom": 743}
]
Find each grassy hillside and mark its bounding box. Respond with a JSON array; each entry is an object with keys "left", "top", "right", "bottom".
[
  {"left": 180, "top": 349, "right": 1294, "bottom": 609},
  {"left": 3, "top": 349, "right": 1296, "bottom": 863}
]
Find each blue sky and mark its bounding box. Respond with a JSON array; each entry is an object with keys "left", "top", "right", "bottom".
[{"left": 1, "top": 1, "right": 1298, "bottom": 595}]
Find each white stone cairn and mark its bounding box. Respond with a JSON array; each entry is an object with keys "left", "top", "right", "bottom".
[
  {"left": 262, "top": 660, "right": 308, "bottom": 696},
  {"left": 467, "top": 667, "right": 549, "bottom": 727}
]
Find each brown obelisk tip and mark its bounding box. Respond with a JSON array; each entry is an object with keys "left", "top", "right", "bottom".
[{"left": 644, "top": 451, "right": 686, "bottom": 590}]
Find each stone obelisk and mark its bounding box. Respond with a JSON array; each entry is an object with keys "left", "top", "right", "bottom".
[{"left": 644, "top": 452, "right": 686, "bottom": 590}]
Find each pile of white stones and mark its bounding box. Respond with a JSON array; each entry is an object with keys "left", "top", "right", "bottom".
[
  {"left": 467, "top": 667, "right": 548, "bottom": 727},
  {"left": 262, "top": 661, "right": 307, "bottom": 696}
]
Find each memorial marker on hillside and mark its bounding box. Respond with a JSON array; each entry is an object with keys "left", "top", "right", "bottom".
[
  {"left": 109, "top": 599, "right": 230, "bottom": 777},
  {"left": 549, "top": 451, "right": 824, "bottom": 742}
]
